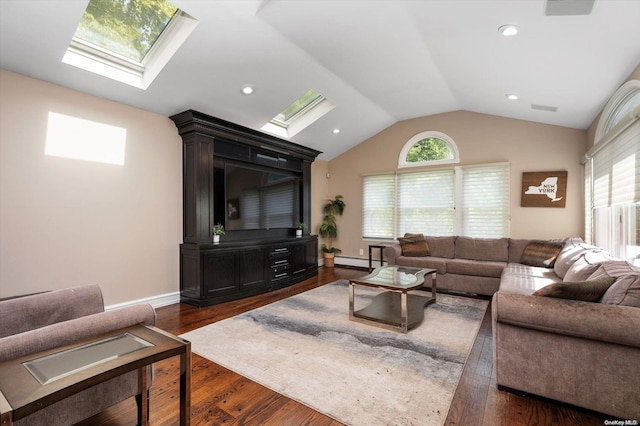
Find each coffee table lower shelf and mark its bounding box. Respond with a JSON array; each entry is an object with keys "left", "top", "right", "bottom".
[{"left": 351, "top": 291, "right": 435, "bottom": 333}]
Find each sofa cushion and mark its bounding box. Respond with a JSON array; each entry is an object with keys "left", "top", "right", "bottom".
[
  {"left": 398, "top": 233, "right": 430, "bottom": 257},
  {"left": 533, "top": 277, "right": 616, "bottom": 302},
  {"left": 396, "top": 256, "right": 448, "bottom": 274},
  {"left": 563, "top": 250, "right": 614, "bottom": 282},
  {"left": 424, "top": 236, "right": 456, "bottom": 259},
  {"left": 600, "top": 274, "right": 640, "bottom": 307},
  {"left": 553, "top": 238, "right": 595, "bottom": 279},
  {"left": 499, "top": 265, "right": 563, "bottom": 295},
  {"left": 447, "top": 259, "right": 505, "bottom": 278},
  {"left": 455, "top": 237, "right": 508, "bottom": 262},
  {"left": 519, "top": 240, "right": 564, "bottom": 268},
  {"left": 588, "top": 261, "right": 640, "bottom": 279}
]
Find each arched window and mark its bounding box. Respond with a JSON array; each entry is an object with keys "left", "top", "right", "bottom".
[
  {"left": 585, "top": 79, "right": 640, "bottom": 263},
  {"left": 398, "top": 131, "right": 459, "bottom": 168},
  {"left": 594, "top": 80, "right": 640, "bottom": 142}
]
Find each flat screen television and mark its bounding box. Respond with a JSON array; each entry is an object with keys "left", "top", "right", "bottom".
[{"left": 222, "top": 163, "right": 300, "bottom": 231}]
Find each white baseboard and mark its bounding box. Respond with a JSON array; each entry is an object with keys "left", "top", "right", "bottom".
[
  {"left": 333, "top": 256, "right": 371, "bottom": 269},
  {"left": 105, "top": 291, "right": 181, "bottom": 311}
]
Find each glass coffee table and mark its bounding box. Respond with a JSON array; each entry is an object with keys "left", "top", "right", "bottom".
[{"left": 349, "top": 266, "right": 436, "bottom": 333}]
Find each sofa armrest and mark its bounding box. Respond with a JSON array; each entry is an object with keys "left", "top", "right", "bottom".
[
  {"left": 0, "top": 303, "right": 156, "bottom": 362},
  {"left": 0, "top": 285, "right": 105, "bottom": 338},
  {"left": 492, "top": 292, "right": 640, "bottom": 348},
  {"left": 384, "top": 244, "right": 402, "bottom": 265}
]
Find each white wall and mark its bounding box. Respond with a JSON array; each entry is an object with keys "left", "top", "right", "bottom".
[{"left": 0, "top": 70, "right": 183, "bottom": 305}]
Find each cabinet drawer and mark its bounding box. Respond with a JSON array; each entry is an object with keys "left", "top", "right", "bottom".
[
  {"left": 270, "top": 257, "right": 289, "bottom": 267},
  {"left": 270, "top": 246, "right": 290, "bottom": 256},
  {"left": 271, "top": 265, "right": 290, "bottom": 281}
]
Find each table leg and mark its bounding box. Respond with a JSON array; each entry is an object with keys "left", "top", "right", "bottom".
[
  {"left": 431, "top": 271, "right": 437, "bottom": 301},
  {"left": 139, "top": 366, "right": 149, "bottom": 426},
  {"left": 400, "top": 291, "right": 408, "bottom": 333},
  {"left": 349, "top": 283, "right": 355, "bottom": 319},
  {"left": 180, "top": 344, "right": 192, "bottom": 425}
]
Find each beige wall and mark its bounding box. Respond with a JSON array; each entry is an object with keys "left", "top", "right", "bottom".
[
  {"left": 325, "top": 111, "right": 587, "bottom": 261},
  {"left": 311, "top": 160, "right": 329, "bottom": 234},
  {"left": 0, "top": 70, "right": 182, "bottom": 305}
]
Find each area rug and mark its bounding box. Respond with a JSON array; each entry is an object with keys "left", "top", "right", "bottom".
[{"left": 180, "top": 280, "right": 488, "bottom": 426}]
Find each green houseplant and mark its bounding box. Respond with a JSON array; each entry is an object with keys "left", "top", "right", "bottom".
[
  {"left": 212, "top": 223, "right": 225, "bottom": 243},
  {"left": 296, "top": 222, "right": 306, "bottom": 238},
  {"left": 319, "top": 195, "right": 346, "bottom": 267}
]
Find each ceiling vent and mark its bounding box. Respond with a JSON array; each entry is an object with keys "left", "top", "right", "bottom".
[
  {"left": 545, "top": 0, "right": 596, "bottom": 16},
  {"left": 531, "top": 104, "right": 559, "bottom": 112}
]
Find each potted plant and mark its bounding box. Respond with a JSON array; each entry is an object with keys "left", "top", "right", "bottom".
[
  {"left": 212, "top": 223, "right": 225, "bottom": 244},
  {"left": 319, "top": 195, "right": 346, "bottom": 267},
  {"left": 296, "top": 222, "right": 306, "bottom": 238}
]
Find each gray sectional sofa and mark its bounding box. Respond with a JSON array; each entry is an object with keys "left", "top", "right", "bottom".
[{"left": 384, "top": 236, "right": 640, "bottom": 419}]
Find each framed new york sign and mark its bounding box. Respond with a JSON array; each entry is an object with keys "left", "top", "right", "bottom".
[{"left": 521, "top": 171, "right": 567, "bottom": 208}]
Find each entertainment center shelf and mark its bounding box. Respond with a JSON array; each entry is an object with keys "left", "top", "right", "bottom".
[{"left": 170, "top": 110, "right": 322, "bottom": 307}]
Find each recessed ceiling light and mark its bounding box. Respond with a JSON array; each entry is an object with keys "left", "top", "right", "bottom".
[
  {"left": 498, "top": 25, "right": 519, "bottom": 36},
  {"left": 241, "top": 85, "right": 254, "bottom": 95},
  {"left": 506, "top": 94, "right": 518, "bottom": 100},
  {"left": 332, "top": 128, "right": 340, "bottom": 134}
]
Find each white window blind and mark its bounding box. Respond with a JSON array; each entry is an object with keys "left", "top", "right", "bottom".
[
  {"left": 362, "top": 174, "right": 396, "bottom": 239},
  {"left": 362, "top": 163, "right": 510, "bottom": 239},
  {"left": 397, "top": 170, "right": 454, "bottom": 236},
  {"left": 592, "top": 120, "right": 640, "bottom": 208},
  {"left": 457, "top": 163, "right": 510, "bottom": 238}
]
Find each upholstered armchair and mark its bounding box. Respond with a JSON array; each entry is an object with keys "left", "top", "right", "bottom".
[{"left": 0, "top": 285, "right": 156, "bottom": 425}]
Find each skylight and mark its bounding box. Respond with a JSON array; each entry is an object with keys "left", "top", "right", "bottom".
[
  {"left": 63, "top": 0, "right": 198, "bottom": 90},
  {"left": 262, "top": 89, "right": 335, "bottom": 138}
]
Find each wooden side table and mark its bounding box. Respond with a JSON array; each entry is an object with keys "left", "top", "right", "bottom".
[{"left": 0, "top": 325, "right": 191, "bottom": 426}]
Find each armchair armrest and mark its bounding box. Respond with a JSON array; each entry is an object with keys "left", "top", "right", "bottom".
[
  {"left": 492, "top": 292, "right": 640, "bottom": 348},
  {"left": 0, "top": 303, "right": 156, "bottom": 362},
  {"left": 0, "top": 285, "right": 104, "bottom": 338}
]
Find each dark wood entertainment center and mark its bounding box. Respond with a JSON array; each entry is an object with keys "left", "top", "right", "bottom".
[{"left": 170, "top": 110, "right": 322, "bottom": 306}]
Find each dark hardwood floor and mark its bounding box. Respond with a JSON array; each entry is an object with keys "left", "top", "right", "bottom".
[{"left": 80, "top": 267, "right": 609, "bottom": 425}]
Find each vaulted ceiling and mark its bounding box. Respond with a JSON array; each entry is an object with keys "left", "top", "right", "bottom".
[{"left": 1, "top": 0, "right": 639, "bottom": 160}]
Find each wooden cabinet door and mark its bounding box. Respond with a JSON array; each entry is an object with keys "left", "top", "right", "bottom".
[
  {"left": 290, "top": 243, "right": 307, "bottom": 276},
  {"left": 239, "top": 248, "right": 268, "bottom": 290},
  {"left": 202, "top": 250, "right": 238, "bottom": 297}
]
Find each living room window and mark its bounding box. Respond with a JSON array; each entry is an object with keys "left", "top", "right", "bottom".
[
  {"left": 585, "top": 80, "right": 640, "bottom": 264},
  {"left": 398, "top": 131, "right": 459, "bottom": 168},
  {"left": 363, "top": 163, "right": 510, "bottom": 239}
]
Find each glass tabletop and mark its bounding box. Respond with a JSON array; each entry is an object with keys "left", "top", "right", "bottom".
[
  {"left": 23, "top": 332, "right": 154, "bottom": 385},
  {"left": 352, "top": 266, "right": 433, "bottom": 289}
]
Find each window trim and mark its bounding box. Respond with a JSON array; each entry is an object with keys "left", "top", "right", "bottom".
[
  {"left": 398, "top": 131, "right": 459, "bottom": 169},
  {"left": 62, "top": 8, "right": 198, "bottom": 90}
]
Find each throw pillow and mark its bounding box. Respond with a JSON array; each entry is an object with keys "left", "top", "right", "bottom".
[
  {"left": 600, "top": 274, "right": 640, "bottom": 307},
  {"left": 533, "top": 276, "right": 616, "bottom": 302},
  {"left": 398, "top": 233, "right": 430, "bottom": 257},
  {"left": 520, "top": 240, "right": 565, "bottom": 268}
]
